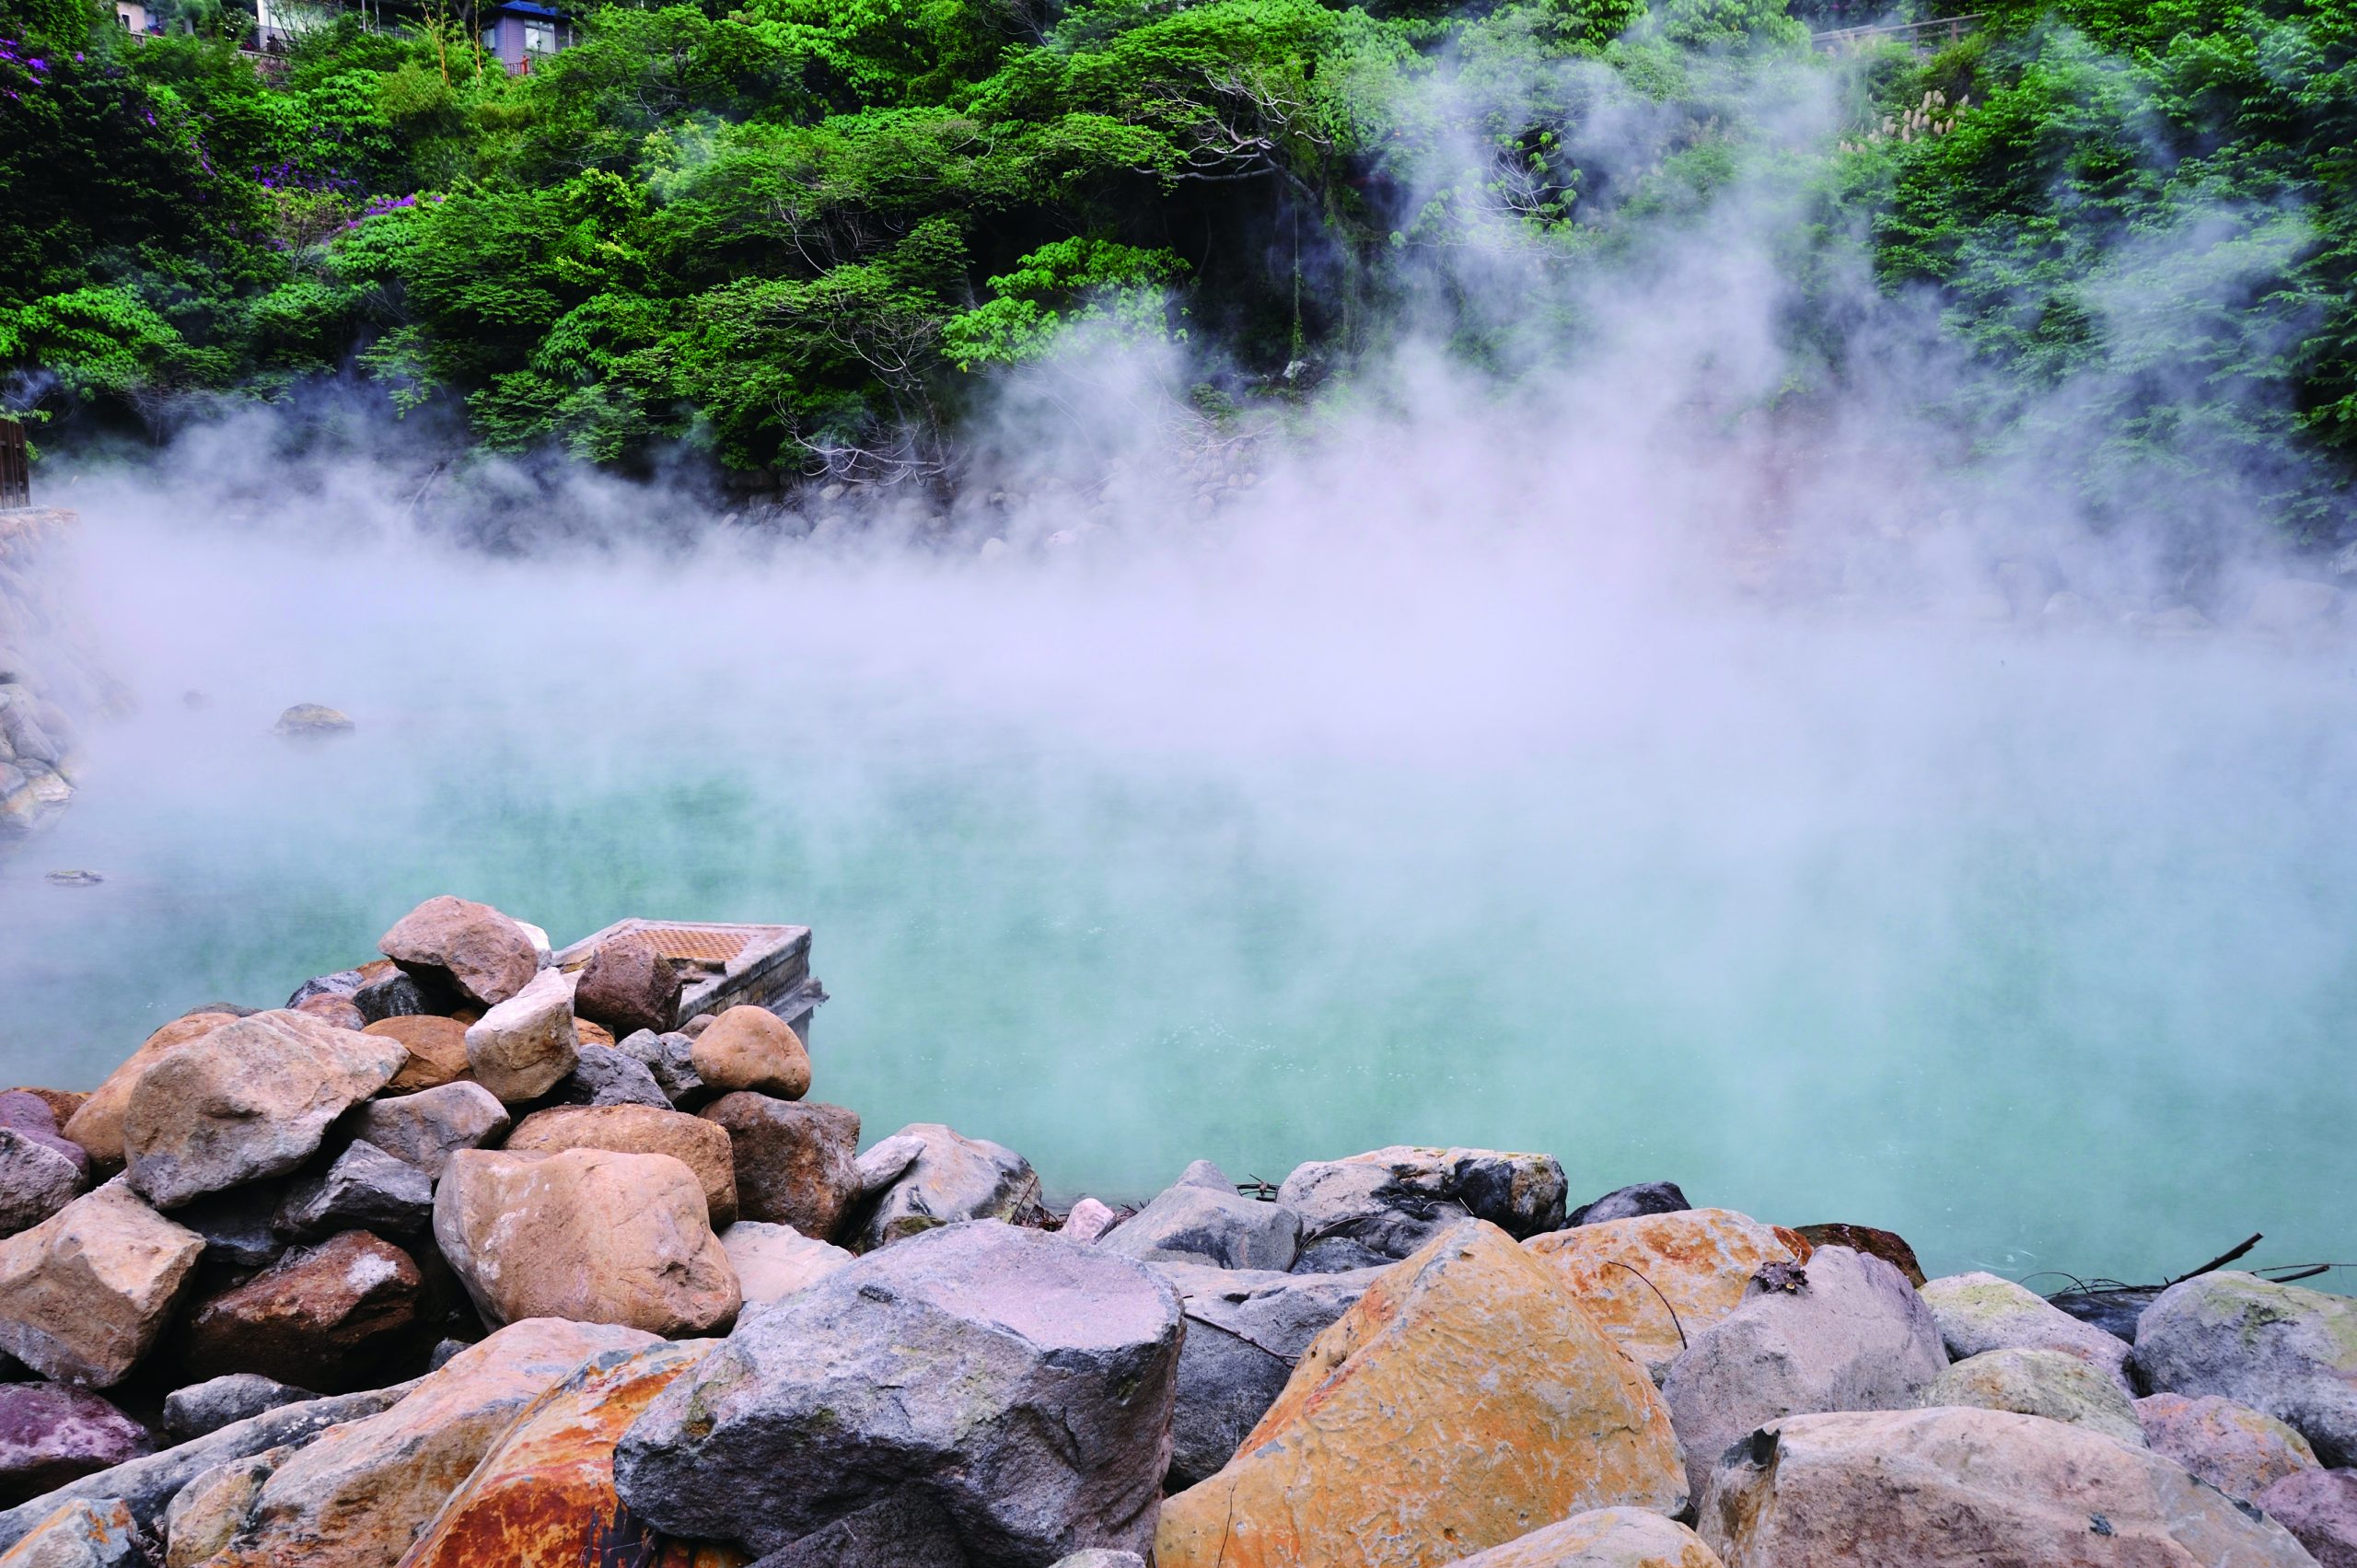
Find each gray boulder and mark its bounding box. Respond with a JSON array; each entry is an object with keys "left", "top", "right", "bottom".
[
  {"left": 169, "top": 1183, "right": 288, "bottom": 1272},
  {"left": 1098, "top": 1161, "right": 1300, "bottom": 1272},
  {"left": 272, "top": 1142, "right": 431, "bottom": 1240},
  {"left": 346, "top": 1082, "right": 509, "bottom": 1180},
  {"left": 2133, "top": 1272, "right": 2357, "bottom": 1465},
  {"left": 613, "top": 1222, "right": 1183, "bottom": 1564},
  {"left": 1050, "top": 1555, "right": 1146, "bottom": 1568},
  {"left": 284, "top": 970, "right": 366, "bottom": 1009},
  {"left": 1921, "top": 1347, "right": 2146, "bottom": 1447},
  {"left": 1663, "top": 1245, "right": 1947, "bottom": 1506},
  {"left": 1277, "top": 1145, "right": 1566, "bottom": 1272},
  {"left": 1149, "top": 1260, "right": 1384, "bottom": 1489},
  {"left": 1567, "top": 1180, "right": 1689, "bottom": 1227},
  {"left": 845, "top": 1124, "right": 1039, "bottom": 1252},
  {"left": 746, "top": 1493, "right": 968, "bottom": 1568},
  {"left": 0, "top": 1132, "right": 85, "bottom": 1239},
  {"left": 2256, "top": 1467, "right": 2357, "bottom": 1568},
  {"left": 546, "top": 1045, "right": 669, "bottom": 1109},
  {"left": 1919, "top": 1270, "right": 2134, "bottom": 1396},
  {"left": 160, "top": 1374, "right": 318, "bottom": 1441},
  {"left": 352, "top": 970, "right": 429, "bottom": 1024},
  {"left": 619, "top": 1029, "right": 704, "bottom": 1105}
]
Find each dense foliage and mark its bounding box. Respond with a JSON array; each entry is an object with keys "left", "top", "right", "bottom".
[{"left": 0, "top": 0, "right": 2350, "bottom": 533}]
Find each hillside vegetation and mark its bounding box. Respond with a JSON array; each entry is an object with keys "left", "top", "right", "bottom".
[{"left": 0, "top": 0, "right": 2351, "bottom": 535}]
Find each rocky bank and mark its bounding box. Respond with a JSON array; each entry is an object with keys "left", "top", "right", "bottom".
[
  {"left": 0, "top": 508, "right": 113, "bottom": 842},
  {"left": 0, "top": 894, "right": 2348, "bottom": 1567}
]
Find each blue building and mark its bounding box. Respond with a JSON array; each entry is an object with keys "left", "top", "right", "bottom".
[{"left": 479, "top": 0, "right": 571, "bottom": 72}]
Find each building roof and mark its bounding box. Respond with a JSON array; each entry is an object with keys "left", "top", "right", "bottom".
[{"left": 489, "top": 1, "right": 566, "bottom": 17}]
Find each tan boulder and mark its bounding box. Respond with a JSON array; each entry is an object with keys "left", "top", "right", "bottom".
[
  {"left": 687, "top": 1008, "right": 809, "bottom": 1099},
  {"left": 190, "top": 1317, "right": 656, "bottom": 1568},
  {"left": 363, "top": 1017, "right": 470, "bottom": 1094},
  {"left": 62, "top": 1016, "right": 237, "bottom": 1170},
  {"left": 163, "top": 1452, "right": 279, "bottom": 1567},
  {"left": 1524, "top": 1209, "right": 1810, "bottom": 1378},
  {"left": 1442, "top": 1508, "right": 1724, "bottom": 1567},
  {"left": 2135, "top": 1393, "right": 2320, "bottom": 1505},
  {"left": 122, "top": 1013, "right": 406, "bottom": 1209},
  {"left": 378, "top": 896, "right": 539, "bottom": 1008},
  {"left": 433, "top": 1149, "right": 739, "bottom": 1335},
  {"left": 0, "top": 1178, "right": 204, "bottom": 1386},
  {"left": 1701, "top": 1407, "right": 2317, "bottom": 1566},
  {"left": 400, "top": 1339, "right": 741, "bottom": 1568},
  {"left": 1156, "top": 1219, "right": 1688, "bottom": 1568},
  {"left": 0, "top": 1496, "right": 142, "bottom": 1568},
  {"left": 463, "top": 970, "right": 578, "bottom": 1104},
  {"left": 718, "top": 1221, "right": 853, "bottom": 1307},
  {"left": 1922, "top": 1347, "right": 2144, "bottom": 1447},
  {"left": 505, "top": 1106, "right": 738, "bottom": 1227}
]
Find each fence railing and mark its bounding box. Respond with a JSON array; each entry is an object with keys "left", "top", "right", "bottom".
[
  {"left": 1812, "top": 12, "right": 1984, "bottom": 50},
  {"left": 0, "top": 421, "right": 29, "bottom": 511}
]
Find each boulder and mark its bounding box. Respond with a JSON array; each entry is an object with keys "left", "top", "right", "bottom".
[
  {"left": 1525, "top": 1208, "right": 1811, "bottom": 1379},
  {"left": 352, "top": 971, "right": 429, "bottom": 1027},
  {"left": 688, "top": 1008, "right": 810, "bottom": 1100},
  {"left": 284, "top": 970, "right": 365, "bottom": 1010},
  {"left": 2255, "top": 1468, "right": 2357, "bottom": 1568},
  {"left": 575, "top": 1020, "right": 616, "bottom": 1051},
  {"left": 1921, "top": 1347, "right": 2144, "bottom": 1446},
  {"left": 1156, "top": 1220, "right": 1688, "bottom": 1568},
  {"left": 571, "top": 941, "right": 683, "bottom": 1040},
  {"left": 1149, "top": 1260, "right": 1383, "bottom": 1490},
  {"left": 0, "top": 1386, "right": 149, "bottom": 1506},
  {"left": 688, "top": 1094, "right": 857, "bottom": 1245},
  {"left": 175, "top": 1232, "right": 420, "bottom": 1391},
  {"left": 463, "top": 969, "right": 579, "bottom": 1104},
  {"left": 1788, "top": 1224, "right": 1924, "bottom": 1288},
  {"left": 271, "top": 1143, "right": 431, "bottom": 1241},
  {"left": 1278, "top": 1146, "right": 1567, "bottom": 1272},
  {"left": 186, "top": 1318, "right": 656, "bottom": 1568},
  {"left": 506, "top": 1105, "right": 737, "bottom": 1227},
  {"left": 546, "top": 1046, "right": 668, "bottom": 1109},
  {"left": 2135, "top": 1393, "right": 2319, "bottom": 1505},
  {"left": 745, "top": 1493, "right": 964, "bottom": 1567},
  {"left": 1051, "top": 1554, "right": 1146, "bottom": 1568},
  {"left": 0, "top": 1098, "right": 86, "bottom": 1183},
  {"left": 361, "top": 1017, "right": 470, "bottom": 1095},
  {"left": 1439, "top": 1508, "right": 1724, "bottom": 1567},
  {"left": 345, "top": 1083, "right": 507, "bottom": 1180},
  {"left": 1098, "top": 1161, "right": 1300, "bottom": 1272},
  {"left": 614, "top": 1223, "right": 1182, "bottom": 1562},
  {"left": 399, "top": 1339, "right": 729, "bottom": 1568},
  {"left": 1919, "top": 1272, "right": 2134, "bottom": 1396},
  {"left": 0, "top": 1139, "right": 83, "bottom": 1241},
  {"left": 0, "top": 1382, "right": 413, "bottom": 1552},
  {"left": 1661, "top": 1246, "right": 1946, "bottom": 1507},
  {"left": 62, "top": 1016, "right": 238, "bottom": 1171},
  {"left": 378, "top": 896, "right": 539, "bottom": 1009},
  {"left": 273, "top": 704, "right": 354, "bottom": 737},
  {"left": 2133, "top": 1272, "right": 2357, "bottom": 1466},
  {"left": 852, "top": 1132, "right": 923, "bottom": 1195},
  {"left": 619, "top": 1032, "right": 703, "bottom": 1105},
  {"left": 121, "top": 1013, "right": 406, "bottom": 1209},
  {"left": 719, "top": 1222, "right": 852, "bottom": 1307},
  {"left": 434, "top": 1149, "right": 739, "bottom": 1335},
  {"left": 0, "top": 1496, "right": 142, "bottom": 1568},
  {"left": 1567, "top": 1182, "right": 1690, "bottom": 1228},
  {"left": 0, "top": 1180, "right": 205, "bottom": 1387},
  {"left": 844, "top": 1124, "right": 1039, "bottom": 1252},
  {"left": 168, "top": 1187, "right": 285, "bottom": 1272},
  {"left": 1062, "top": 1199, "right": 1118, "bottom": 1244},
  {"left": 292, "top": 995, "right": 367, "bottom": 1032},
  {"left": 1701, "top": 1407, "right": 2319, "bottom": 1566},
  {"left": 160, "top": 1377, "right": 316, "bottom": 1443}
]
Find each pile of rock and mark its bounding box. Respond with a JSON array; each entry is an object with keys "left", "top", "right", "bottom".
[{"left": 0, "top": 900, "right": 2350, "bottom": 1568}]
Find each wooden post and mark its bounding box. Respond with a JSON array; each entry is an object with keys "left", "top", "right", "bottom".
[{"left": 0, "top": 420, "right": 29, "bottom": 511}]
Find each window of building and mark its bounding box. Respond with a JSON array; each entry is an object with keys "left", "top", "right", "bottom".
[{"left": 523, "top": 20, "right": 554, "bottom": 52}]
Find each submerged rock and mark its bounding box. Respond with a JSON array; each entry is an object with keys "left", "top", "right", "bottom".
[
  {"left": 1156, "top": 1220, "right": 1687, "bottom": 1568},
  {"left": 0, "top": 1179, "right": 205, "bottom": 1387},
  {"left": 1277, "top": 1145, "right": 1567, "bottom": 1272},
  {"left": 2132, "top": 1271, "right": 2357, "bottom": 1465},
  {"left": 1701, "top": 1407, "right": 2318, "bottom": 1566},
  {"left": 614, "top": 1222, "right": 1182, "bottom": 1563},
  {"left": 434, "top": 1148, "right": 738, "bottom": 1335},
  {"left": 273, "top": 705, "right": 354, "bottom": 738}
]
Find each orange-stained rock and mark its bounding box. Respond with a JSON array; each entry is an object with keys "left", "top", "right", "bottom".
[
  {"left": 192, "top": 1317, "right": 658, "bottom": 1568},
  {"left": 1524, "top": 1210, "right": 1810, "bottom": 1379},
  {"left": 575, "top": 1020, "right": 617, "bottom": 1051},
  {"left": 397, "top": 1340, "right": 744, "bottom": 1568},
  {"left": 365, "top": 1017, "right": 472, "bottom": 1094},
  {"left": 1156, "top": 1219, "right": 1688, "bottom": 1568},
  {"left": 62, "top": 1016, "right": 237, "bottom": 1170}
]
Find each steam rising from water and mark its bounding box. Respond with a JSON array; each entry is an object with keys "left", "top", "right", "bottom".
[{"left": 3, "top": 46, "right": 2351, "bottom": 1286}]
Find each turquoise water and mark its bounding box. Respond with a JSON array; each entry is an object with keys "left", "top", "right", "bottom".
[{"left": 2, "top": 508, "right": 2352, "bottom": 1290}]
